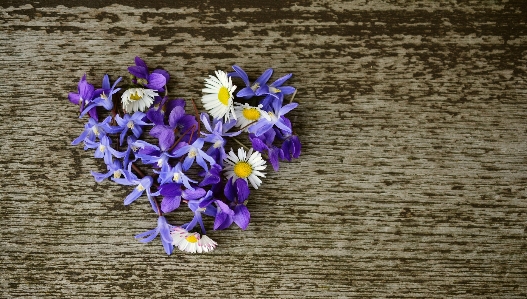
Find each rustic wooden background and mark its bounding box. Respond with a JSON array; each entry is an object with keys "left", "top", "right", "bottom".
[{"left": 1, "top": 0, "right": 526, "bottom": 298}]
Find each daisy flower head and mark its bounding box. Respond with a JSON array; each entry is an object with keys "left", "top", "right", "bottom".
[
  {"left": 121, "top": 88, "right": 158, "bottom": 113},
  {"left": 224, "top": 148, "right": 266, "bottom": 189},
  {"left": 234, "top": 103, "right": 264, "bottom": 131},
  {"left": 202, "top": 70, "right": 237, "bottom": 122},
  {"left": 171, "top": 227, "right": 217, "bottom": 253}
]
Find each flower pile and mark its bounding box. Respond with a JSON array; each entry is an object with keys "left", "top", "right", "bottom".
[{"left": 68, "top": 57, "right": 301, "bottom": 254}]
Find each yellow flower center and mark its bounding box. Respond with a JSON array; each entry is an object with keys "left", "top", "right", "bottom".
[
  {"left": 218, "top": 86, "right": 230, "bottom": 106},
  {"left": 127, "top": 121, "right": 134, "bottom": 129},
  {"left": 130, "top": 91, "right": 142, "bottom": 101},
  {"left": 185, "top": 234, "right": 198, "bottom": 243},
  {"left": 233, "top": 161, "right": 252, "bottom": 179},
  {"left": 173, "top": 173, "right": 180, "bottom": 182},
  {"left": 137, "top": 184, "right": 145, "bottom": 191},
  {"left": 99, "top": 145, "right": 106, "bottom": 152},
  {"left": 113, "top": 170, "right": 122, "bottom": 179},
  {"left": 242, "top": 108, "right": 261, "bottom": 121},
  {"left": 188, "top": 149, "right": 197, "bottom": 158}
]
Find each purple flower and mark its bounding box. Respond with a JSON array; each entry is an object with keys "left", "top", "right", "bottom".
[
  {"left": 83, "top": 135, "right": 125, "bottom": 165},
  {"left": 223, "top": 178, "right": 251, "bottom": 230},
  {"left": 172, "top": 138, "right": 216, "bottom": 172},
  {"left": 155, "top": 162, "right": 196, "bottom": 190},
  {"left": 134, "top": 140, "right": 175, "bottom": 169},
  {"left": 256, "top": 72, "right": 296, "bottom": 100},
  {"left": 228, "top": 65, "right": 273, "bottom": 99},
  {"left": 248, "top": 94, "right": 298, "bottom": 137},
  {"left": 153, "top": 184, "right": 205, "bottom": 214},
  {"left": 198, "top": 163, "right": 222, "bottom": 187},
  {"left": 249, "top": 130, "right": 284, "bottom": 171},
  {"left": 135, "top": 216, "right": 174, "bottom": 255},
  {"left": 90, "top": 159, "right": 124, "bottom": 183},
  {"left": 128, "top": 56, "right": 168, "bottom": 91},
  {"left": 68, "top": 74, "right": 97, "bottom": 120},
  {"left": 146, "top": 97, "right": 186, "bottom": 125},
  {"left": 200, "top": 113, "right": 241, "bottom": 165},
  {"left": 113, "top": 167, "right": 157, "bottom": 213},
  {"left": 80, "top": 75, "right": 122, "bottom": 117},
  {"left": 150, "top": 105, "right": 198, "bottom": 151},
  {"left": 71, "top": 116, "right": 120, "bottom": 146},
  {"left": 115, "top": 112, "right": 150, "bottom": 146},
  {"left": 184, "top": 191, "right": 217, "bottom": 235}
]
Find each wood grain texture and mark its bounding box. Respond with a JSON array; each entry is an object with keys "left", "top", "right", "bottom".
[{"left": 1, "top": 1, "right": 526, "bottom": 298}]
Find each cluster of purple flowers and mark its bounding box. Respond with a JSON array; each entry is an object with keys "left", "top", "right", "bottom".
[{"left": 68, "top": 57, "right": 301, "bottom": 254}]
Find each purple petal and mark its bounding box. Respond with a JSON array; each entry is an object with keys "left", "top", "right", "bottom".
[
  {"left": 214, "top": 211, "right": 233, "bottom": 230},
  {"left": 236, "top": 87, "right": 255, "bottom": 98},
  {"left": 182, "top": 187, "right": 206, "bottom": 200},
  {"left": 235, "top": 178, "right": 250, "bottom": 203},
  {"left": 146, "top": 72, "right": 167, "bottom": 90},
  {"left": 128, "top": 65, "right": 148, "bottom": 79},
  {"left": 161, "top": 196, "right": 181, "bottom": 213},
  {"left": 279, "top": 102, "right": 298, "bottom": 116},
  {"left": 231, "top": 65, "right": 250, "bottom": 86},
  {"left": 153, "top": 69, "right": 170, "bottom": 82},
  {"left": 255, "top": 68, "right": 273, "bottom": 85},
  {"left": 159, "top": 183, "right": 182, "bottom": 197},
  {"left": 271, "top": 73, "right": 293, "bottom": 87},
  {"left": 68, "top": 92, "right": 80, "bottom": 105},
  {"left": 168, "top": 106, "right": 185, "bottom": 128},
  {"left": 223, "top": 177, "right": 236, "bottom": 201},
  {"left": 134, "top": 56, "right": 148, "bottom": 69},
  {"left": 124, "top": 188, "right": 143, "bottom": 205},
  {"left": 233, "top": 205, "right": 251, "bottom": 230}
]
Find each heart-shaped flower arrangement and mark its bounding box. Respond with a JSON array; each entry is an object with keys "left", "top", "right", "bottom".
[{"left": 68, "top": 57, "right": 301, "bottom": 254}]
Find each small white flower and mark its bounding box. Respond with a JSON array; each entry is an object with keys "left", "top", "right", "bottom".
[
  {"left": 201, "top": 70, "right": 237, "bottom": 121},
  {"left": 171, "top": 227, "right": 217, "bottom": 253},
  {"left": 121, "top": 88, "right": 158, "bottom": 113},
  {"left": 234, "top": 103, "right": 264, "bottom": 131},
  {"left": 224, "top": 148, "right": 266, "bottom": 189}
]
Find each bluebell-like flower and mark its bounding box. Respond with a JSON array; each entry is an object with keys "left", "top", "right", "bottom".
[
  {"left": 134, "top": 140, "right": 175, "bottom": 169},
  {"left": 135, "top": 216, "right": 174, "bottom": 255},
  {"left": 248, "top": 94, "right": 298, "bottom": 137},
  {"left": 128, "top": 56, "right": 168, "bottom": 91},
  {"left": 146, "top": 97, "right": 185, "bottom": 125},
  {"left": 115, "top": 112, "right": 150, "bottom": 146},
  {"left": 200, "top": 113, "right": 241, "bottom": 165},
  {"left": 71, "top": 116, "right": 120, "bottom": 146},
  {"left": 228, "top": 65, "right": 273, "bottom": 99},
  {"left": 80, "top": 75, "right": 122, "bottom": 117},
  {"left": 155, "top": 162, "right": 196, "bottom": 190},
  {"left": 172, "top": 138, "right": 216, "bottom": 172},
  {"left": 90, "top": 159, "right": 124, "bottom": 183},
  {"left": 256, "top": 72, "right": 296, "bottom": 100},
  {"left": 184, "top": 191, "right": 217, "bottom": 235},
  {"left": 84, "top": 135, "right": 126, "bottom": 165},
  {"left": 68, "top": 74, "right": 97, "bottom": 120},
  {"left": 113, "top": 167, "right": 156, "bottom": 213}
]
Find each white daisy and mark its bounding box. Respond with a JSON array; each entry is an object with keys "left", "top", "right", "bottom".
[
  {"left": 121, "top": 88, "right": 158, "bottom": 113},
  {"left": 201, "top": 70, "right": 237, "bottom": 121},
  {"left": 234, "top": 103, "right": 264, "bottom": 131},
  {"left": 171, "top": 227, "right": 217, "bottom": 253},
  {"left": 224, "top": 148, "right": 266, "bottom": 189}
]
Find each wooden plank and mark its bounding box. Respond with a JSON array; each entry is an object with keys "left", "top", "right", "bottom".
[{"left": 1, "top": 1, "right": 526, "bottom": 298}]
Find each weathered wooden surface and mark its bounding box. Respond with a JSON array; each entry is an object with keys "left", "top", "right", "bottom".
[{"left": 1, "top": 1, "right": 526, "bottom": 298}]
